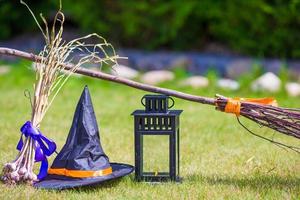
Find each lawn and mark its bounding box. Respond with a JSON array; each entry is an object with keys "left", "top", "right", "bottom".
[{"left": 0, "top": 62, "right": 299, "bottom": 200}]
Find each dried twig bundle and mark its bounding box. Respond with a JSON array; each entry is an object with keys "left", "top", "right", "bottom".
[
  {"left": 215, "top": 95, "right": 300, "bottom": 139},
  {"left": 215, "top": 95, "right": 300, "bottom": 152},
  {"left": 1, "top": 1, "right": 118, "bottom": 185}
]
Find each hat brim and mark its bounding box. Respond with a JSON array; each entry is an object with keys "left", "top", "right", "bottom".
[{"left": 34, "top": 163, "right": 134, "bottom": 190}]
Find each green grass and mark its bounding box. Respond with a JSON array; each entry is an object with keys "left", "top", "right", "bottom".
[{"left": 0, "top": 62, "right": 299, "bottom": 200}]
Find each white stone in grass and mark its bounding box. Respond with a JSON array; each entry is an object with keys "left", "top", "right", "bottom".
[
  {"left": 181, "top": 76, "right": 209, "bottom": 88},
  {"left": 217, "top": 79, "right": 240, "bottom": 90},
  {"left": 285, "top": 82, "right": 300, "bottom": 97},
  {"left": 110, "top": 64, "right": 139, "bottom": 79},
  {"left": 0, "top": 65, "right": 11, "bottom": 75},
  {"left": 251, "top": 72, "right": 281, "bottom": 92},
  {"left": 226, "top": 59, "right": 252, "bottom": 79},
  {"left": 141, "top": 70, "right": 174, "bottom": 85}
]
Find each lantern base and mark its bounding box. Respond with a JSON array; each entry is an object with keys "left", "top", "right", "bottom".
[{"left": 136, "top": 172, "right": 182, "bottom": 183}]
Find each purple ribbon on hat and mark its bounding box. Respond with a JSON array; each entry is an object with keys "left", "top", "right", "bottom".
[{"left": 17, "top": 121, "right": 56, "bottom": 180}]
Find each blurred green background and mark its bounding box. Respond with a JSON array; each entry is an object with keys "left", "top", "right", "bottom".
[{"left": 1, "top": 0, "right": 300, "bottom": 58}]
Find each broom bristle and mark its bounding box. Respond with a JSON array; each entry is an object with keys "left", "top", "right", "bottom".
[
  {"left": 215, "top": 96, "right": 300, "bottom": 153},
  {"left": 241, "top": 103, "right": 300, "bottom": 139},
  {"left": 216, "top": 97, "right": 300, "bottom": 139}
]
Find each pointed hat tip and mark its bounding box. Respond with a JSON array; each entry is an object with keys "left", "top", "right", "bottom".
[
  {"left": 83, "top": 85, "right": 90, "bottom": 94},
  {"left": 79, "top": 85, "right": 92, "bottom": 102}
]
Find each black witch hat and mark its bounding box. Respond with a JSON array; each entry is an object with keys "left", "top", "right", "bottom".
[{"left": 34, "top": 86, "right": 134, "bottom": 190}]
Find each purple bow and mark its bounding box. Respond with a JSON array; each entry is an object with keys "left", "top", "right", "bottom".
[{"left": 17, "top": 121, "right": 56, "bottom": 180}]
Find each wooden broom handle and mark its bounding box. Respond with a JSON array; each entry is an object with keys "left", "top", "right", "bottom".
[{"left": 0, "top": 47, "right": 215, "bottom": 106}]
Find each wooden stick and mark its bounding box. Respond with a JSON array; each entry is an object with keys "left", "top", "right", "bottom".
[{"left": 0, "top": 47, "right": 215, "bottom": 105}]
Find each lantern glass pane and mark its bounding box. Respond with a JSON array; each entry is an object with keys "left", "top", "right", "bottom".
[{"left": 143, "top": 135, "right": 169, "bottom": 173}]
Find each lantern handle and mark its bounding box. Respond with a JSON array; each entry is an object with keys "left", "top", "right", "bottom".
[
  {"left": 141, "top": 96, "right": 146, "bottom": 107},
  {"left": 168, "top": 96, "right": 175, "bottom": 108}
]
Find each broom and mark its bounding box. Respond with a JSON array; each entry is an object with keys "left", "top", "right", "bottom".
[{"left": 0, "top": 47, "right": 300, "bottom": 154}]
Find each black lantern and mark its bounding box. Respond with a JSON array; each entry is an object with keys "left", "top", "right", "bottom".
[{"left": 132, "top": 94, "right": 182, "bottom": 182}]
